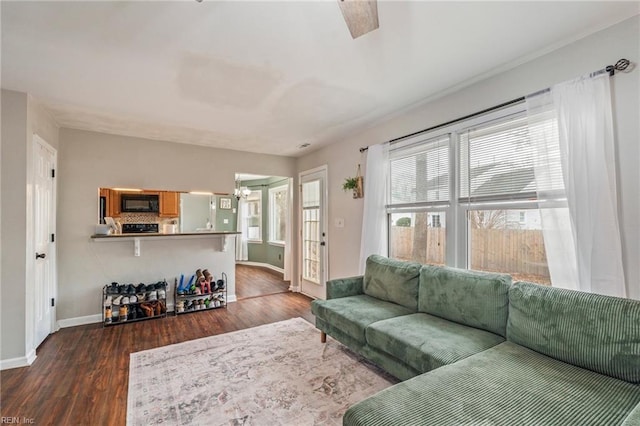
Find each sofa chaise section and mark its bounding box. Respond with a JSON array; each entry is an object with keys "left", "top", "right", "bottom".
[
  {"left": 344, "top": 281, "right": 640, "bottom": 425},
  {"left": 344, "top": 341, "right": 640, "bottom": 426}
]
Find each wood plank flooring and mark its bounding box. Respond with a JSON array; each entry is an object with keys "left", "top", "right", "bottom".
[
  {"left": 0, "top": 292, "right": 314, "bottom": 426},
  {"left": 235, "top": 263, "right": 290, "bottom": 299}
]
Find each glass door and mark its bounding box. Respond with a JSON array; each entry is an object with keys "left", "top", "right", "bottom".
[{"left": 299, "top": 167, "right": 328, "bottom": 299}]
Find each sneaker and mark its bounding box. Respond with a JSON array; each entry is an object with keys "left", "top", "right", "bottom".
[
  {"left": 157, "top": 289, "right": 166, "bottom": 299},
  {"left": 147, "top": 290, "right": 157, "bottom": 301},
  {"left": 122, "top": 296, "right": 130, "bottom": 305},
  {"left": 113, "top": 295, "right": 123, "bottom": 305},
  {"left": 126, "top": 284, "right": 136, "bottom": 294},
  {"left": 136, "top": 283, "right": 146, "bottom": 293},
  {"left": 104, "top": 296, "right": 113, "bottom": 307},
  {"left": 137, "top": 293, "right": 146, "bottom": 302},
  {"left": 107, "top": 282, "right": 119, "bottom": 294},
  {"left": 129, "top": 295, "right": 138, "bottom": 304}
]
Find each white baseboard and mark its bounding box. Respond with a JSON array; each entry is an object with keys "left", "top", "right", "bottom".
[
  {"left": 227, "top": 294, "right": 237, "bottom": 303},
  {"left": 57, "top": 314, "right": 102, "bottom": 328},
  {"left": 1, "top": 350, "right": 36, "bottom": 371},
  {"left": 237, "top": 261, "right": 284, "bottom": 275}
]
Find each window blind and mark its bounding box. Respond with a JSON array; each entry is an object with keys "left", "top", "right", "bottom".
[
  {"left": 458, "top": 113, "right": 564, "bottom": 202},
  {"left": 389, "top": 135, "right": 450, "bottom": 207}
]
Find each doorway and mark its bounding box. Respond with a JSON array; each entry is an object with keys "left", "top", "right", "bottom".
[
  {"left": 299, "top": 166, "right": 328, "bottom": 300},
  {"left": 234, "top": 173, "right": 293, "bottom": 299},
  {"left": 32, "top": 135, "right": 57, "bottom": 349}
]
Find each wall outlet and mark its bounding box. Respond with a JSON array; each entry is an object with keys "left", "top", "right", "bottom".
[{"left": 223, "top": 219, "right": 229, "bottom": 224}]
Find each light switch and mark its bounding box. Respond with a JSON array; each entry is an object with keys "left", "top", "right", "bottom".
[
  {"left": 223, "top": 219, "right": 229, "bottom": 224},
  {"left": 232, "top": 208, "right": 236, "bottom": 213},
  {"left": 335, "top": 217, "right": 345, "bottom": 228}
]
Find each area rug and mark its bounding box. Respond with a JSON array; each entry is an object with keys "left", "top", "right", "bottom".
[{"left": 127, "top": 318, "right": 397, "bottom": 425}]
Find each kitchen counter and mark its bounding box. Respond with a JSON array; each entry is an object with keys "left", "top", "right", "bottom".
[
  {"left": 90, "top": 231, "right": 240, "bottom": 255},
  {"left": 91, "top": 231, "right": 240, "bottom": 239}
]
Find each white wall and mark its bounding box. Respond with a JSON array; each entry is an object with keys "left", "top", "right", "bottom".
[
  {"left": 57, "top": 129, "right": 297, "bottom": 321},
  {"left": 1, "top": 90, "right": 59, "bottom": 363},
  {"left": 297, "top": 15, "right": 640, "bottom": 299}
]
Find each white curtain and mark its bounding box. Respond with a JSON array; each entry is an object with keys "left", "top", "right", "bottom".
[
  {"left": 526, "top": 73, "right": 626, "bottom": 297},
  {"left": 235, "top": 198, "right": 248, "bottom": 261},
  {"left": 358, "top": 143, "right": 390, "bottom": 274},
  {"left": 283, "top": 178, "right": 293, "bottom": 283}
]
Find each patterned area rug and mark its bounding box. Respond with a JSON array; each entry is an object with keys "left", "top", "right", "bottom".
[{"left": 127, "top": 318, "right": 397, "bottom": 425}]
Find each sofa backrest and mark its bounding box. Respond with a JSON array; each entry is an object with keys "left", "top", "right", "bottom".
[
  {"left": 363, "top": 255, "right": 421, "bottom": 311},
  {"left": 419, "top": 265, "right": 512, "bottom": 337},
  {"left": 507, "top": 281, "right": 640, "bottom": 383}
]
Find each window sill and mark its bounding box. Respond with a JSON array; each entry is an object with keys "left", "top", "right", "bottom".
[
  {"left": 268, "top": 241, "right": 285, "bottom": 247},
  {"left": 248, "top": 240, "right": 263, "bottom": 244}
]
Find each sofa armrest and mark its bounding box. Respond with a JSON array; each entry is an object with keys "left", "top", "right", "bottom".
[
  {"left": 622, "top": 402, "right": 640, "bottom": 426},
  {"left": 326, "top": 276, "right": 364, "bottom": 299}
]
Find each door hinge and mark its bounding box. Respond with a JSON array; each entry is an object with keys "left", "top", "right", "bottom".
[
  {"left": 51, "top": 233, "right": 55, "bottom": 243},
  {"left": 51, "top": 298, "right": 55, "bottom": 307},
  {"left": 51, "top": 169, "right": 56, "bottom": 178}
]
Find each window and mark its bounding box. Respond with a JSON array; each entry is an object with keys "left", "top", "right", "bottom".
[
  {"left": 245, "top": 191, "right": 262, "bottom": 242},
  {"left": 387, "top": 104, "right": 565, "bottom": 286},
  {"left": 268, "top": 185, "right": 288, "bottom": 245},
  {"left": 387, "top": 135, "right": 449, "bottom": 265}
]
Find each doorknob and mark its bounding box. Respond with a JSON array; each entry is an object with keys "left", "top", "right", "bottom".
[{"left": 36, "top": 252, "right": 46, "bottom": 259}]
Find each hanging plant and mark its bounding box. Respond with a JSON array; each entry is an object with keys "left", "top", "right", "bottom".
[{"left": 342, "top": 165, "right": 364, "bottom": 199}]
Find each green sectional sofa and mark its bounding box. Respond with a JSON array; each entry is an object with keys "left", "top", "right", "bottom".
[{"left": 311, "top": 255, "right": 640, "bottom": 425}]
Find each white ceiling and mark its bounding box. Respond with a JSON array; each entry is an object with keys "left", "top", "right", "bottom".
[{"left": 2, "top": 1, "right": 638, "bottom": 157}]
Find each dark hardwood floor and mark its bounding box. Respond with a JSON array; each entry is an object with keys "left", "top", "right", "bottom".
[
  {"left": 235, "top": 263, "right": 290, "bottom": 299},
  {"left": 0, "top": 292, "right": 314, "bottom": 426}
]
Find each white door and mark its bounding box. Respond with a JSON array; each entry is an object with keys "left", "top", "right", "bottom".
[
  {"left": 33, "top": 136, "right": 56, "bottom": 348},
  {"left": 299, "top": 167, "right": 328, "bottom": 299}
]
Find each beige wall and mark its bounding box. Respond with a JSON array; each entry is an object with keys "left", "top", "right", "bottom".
[
  {"left": 56, "top": 129, "right": 297, "bottom": 321},
  {"left": 298, "top": 15, "right": 640, "bottom": 299},
  {"left": 1, "top": 90, "right": 60, "bottom": 362}
]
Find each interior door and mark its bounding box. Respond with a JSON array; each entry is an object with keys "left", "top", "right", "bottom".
[
  {"left": 299, "top": 167, "right": 328, "bottom": 299},
  {"left": 33, "top": 136, "right": 56, "bottom": 348}
]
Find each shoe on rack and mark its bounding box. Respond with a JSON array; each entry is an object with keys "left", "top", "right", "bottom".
[
  {"left": 122, "top": 296, "right": 130, "bottom": 305},
  {"left": 147, "top": 290, "right": 158, "bottom": 301},
  {"left": 157, "top": 289, "right": 166, "bottom": 299},
  {"left": 137, "top": 293, "right": 146, "bottom": 302},
  {"left": 107, "top": 282, "right": 119, "bottom": 295},
  {"left": 140, "top": 303, "right": 154, "bottom": 317},
  {"left": 129, "top": 295, "right": 138, "bottom": 304},
  {"left": 126, "top": 284, "right": 136, "bottom": 294},
  {"left": 104, "top": 296, "right": 113, "bottom": 307},
  {"left": 136, "top": 283, "right": 146, "bottom": 293},
  {"left": 113, "top": 295, "right": 123, "bottom": 305}
]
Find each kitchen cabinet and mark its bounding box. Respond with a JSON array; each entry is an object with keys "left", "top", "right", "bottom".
[
  {"left": 159, "top": 191, "right": 179, "bottom": 217},
  {"left": 108, "top": 189, "right": 121, "bottom": 217}
]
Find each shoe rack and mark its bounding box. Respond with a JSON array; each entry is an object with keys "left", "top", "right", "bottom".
[
  {"left": 102, "top": 281, "right": 168, "bottom": 326},
  {"left": 174, "top": 270, "right": 227, "bottom": 315}
]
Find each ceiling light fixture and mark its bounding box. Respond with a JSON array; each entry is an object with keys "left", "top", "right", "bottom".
[
  {"left": 337, "top": 0, "right": 379, "bottom": 39},
  {"left": 234, "top": 180, "right": 251, "bottom": 201}
]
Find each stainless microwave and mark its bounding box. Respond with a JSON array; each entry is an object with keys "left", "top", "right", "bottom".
[{"left": 121, "top": 194, "right": 160, "bottom": 213}]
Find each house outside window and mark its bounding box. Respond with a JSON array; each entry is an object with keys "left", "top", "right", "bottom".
[
  {"left": 268, "top": 185, "right": 288, "bottom": 245},
  {"left": 387, "top": 103, "right": 565, "bottom": 286}
]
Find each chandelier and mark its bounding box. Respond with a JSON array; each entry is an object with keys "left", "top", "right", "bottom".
[{"left": 234, "top": 181, "right": 251, "bottom": 200}]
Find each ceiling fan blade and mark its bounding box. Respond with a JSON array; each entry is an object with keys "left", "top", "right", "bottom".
[{"left": 337, "top": 0, "right": 379, "bottom": 39}]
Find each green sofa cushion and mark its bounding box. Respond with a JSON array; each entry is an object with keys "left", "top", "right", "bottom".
[
  {"left": 344, "top": 341, "right": 640, "bottom": 426},
  {"left": 507, "top": 281, "right": 640, "bottom": 383},
  {"left": 363, "top": 255, "right": 421, "bottom": 310},
  {"left": 419, "top": 265, "right": 512, "bottom": 337},
  {"left": 326, "top": 275, "right": 363, "bottom": 299},
  {"left": 311, "top": 295, "right": 413, "bottom": 343},
  {"left": 366, "top": 313, "right": 505, "bottom": 373}
]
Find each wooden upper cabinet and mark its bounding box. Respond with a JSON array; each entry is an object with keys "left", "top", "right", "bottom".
[
  {"left": 108, "top": 189, "right": 121, "bottom": 217},
  {"left": 159, "top": 191, "right": 179, "bottom": 218}
]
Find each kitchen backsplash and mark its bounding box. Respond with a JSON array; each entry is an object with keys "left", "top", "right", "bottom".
[{"left": 118, "top": 213, "right": 177, "bottom": 225}]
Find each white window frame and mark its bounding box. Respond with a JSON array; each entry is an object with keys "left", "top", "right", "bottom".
[
  {"left": 268, "top": 184, "right": 288, "bottom": 246},
  {"left": 387, "top": 102, "right": 567, "bottom": 277}
]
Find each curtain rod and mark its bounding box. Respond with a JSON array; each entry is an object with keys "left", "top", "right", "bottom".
[{"left": 359, "top": 58, "right": 631, "bottom": 153}]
